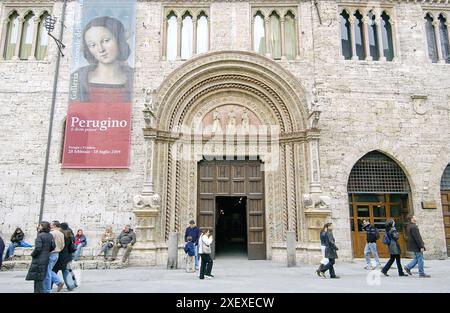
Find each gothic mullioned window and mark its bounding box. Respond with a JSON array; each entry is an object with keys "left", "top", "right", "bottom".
[
  {"left": 252, "top": 7, "right": 298, "bottom": 60},
  {"left": 163, "top": 8, "right": 209, "bottom": 61},
  {"left": 2, "top": 8, "right": 51, "bottom": 61},
  {"left": 424, "top": 12, "right": 450, "bottom": 64},
  {"left": 339, "top": 8, "right": 396, "bottom": 61}
]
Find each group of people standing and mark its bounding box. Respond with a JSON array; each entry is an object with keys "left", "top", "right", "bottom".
[
  {"left": 316, "top": 215, "right": 431, "bottom": 278},
  {"left": 25, "top": 221, "right": 79, "bottom": 293},
  {"left": 184, "top": 220, "right": 214, "bottom": 279}
]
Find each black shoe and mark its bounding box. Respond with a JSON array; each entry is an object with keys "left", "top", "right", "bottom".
[
  {"left": 381, "top": 271, "right": 389, "bottom": 277},
  {"left": 330, "top": 276, "right": 340, "bottom": 279},
  {"left": 205, "top": 274, "right": 214, "bottom": 278},
  {"left": 199, "top": 277, "right": 204, "bottom": 280},
  {"left": 404, "top": 266, "right": 412, "bottom": 275},
  {"left": 316, "top": 270, "right": 321, "bottom": 277},
  {"left": 399, "top": 273, "right": 407, "bottom": 276},
  {"left": 419, "top": 274, "right": 431, "bottom": 278}
]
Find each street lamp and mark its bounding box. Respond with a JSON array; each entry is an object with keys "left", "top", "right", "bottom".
[{"left": 44, "top": 15, "right": 66, "bottom": 57}]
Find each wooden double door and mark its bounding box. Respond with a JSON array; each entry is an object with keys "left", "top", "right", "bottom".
[
  {"left": 349, "top": 194, "right": 409, "bottom": 258},
  {"left": 440, "top": 191, "right": 450, "bottom": 256},
  {"left": 197, "top": 158, "right": 266, "bottom": 260}
]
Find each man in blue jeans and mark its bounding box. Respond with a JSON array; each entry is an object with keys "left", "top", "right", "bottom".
[
  {"left": 362, "top": 220, "right": 381, "bottom": 270},
  {"left": 404, "top": 215, "right": 431, "bottom": 278},
  {"left": 185, "top": 220, "right": 200, "bottom": 270},
  {"left": 44, "top": 221, "right": 65, "bottom": 293}
]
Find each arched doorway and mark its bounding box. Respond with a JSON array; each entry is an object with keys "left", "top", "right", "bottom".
[
  {"left": 440, "top": 164, "right": 450, "bottom": 256},
  {"left": 143, "top": 51, "right": 319, "bottom": 262},
  {"left": 348, "top": 151, "right": 411, "bottom": 258}
]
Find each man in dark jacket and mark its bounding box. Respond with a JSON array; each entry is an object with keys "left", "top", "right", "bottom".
[
  {"left": 185, "top": 220, "right": 200, "bottom": 270},
  {"left": 0, "top": 235, "right": 5, "bottom": 270},
  {"left": 404, "top": 215, "right": 430, "bottom": 277},
  {"left": 110, "top": 225, "right": 136, "bottom": 263},
  {"left": 362, "top": 220, "right": 381, "bottom": 269},
  {"left": 26, "top": 222, "right": 55, "bottom": 293}
]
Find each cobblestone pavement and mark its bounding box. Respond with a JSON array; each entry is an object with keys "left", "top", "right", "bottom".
[{"left": 1, "top": 256, "right": 449, "bottom": 293}]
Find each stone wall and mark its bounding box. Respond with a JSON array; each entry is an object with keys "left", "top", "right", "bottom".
[{"left": 0, "top": 0, "right": 448, "bottom": 263}]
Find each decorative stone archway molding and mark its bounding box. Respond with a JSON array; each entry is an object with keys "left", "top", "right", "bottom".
[
  {"left": 155, "top": 51, "right": 308, "bottom": 132},
  {"left": 135, "top": 51, "right": 327, "bottom": 263},
  {"left": 333, "top": 135, "right": 419, "bottom": 198}
]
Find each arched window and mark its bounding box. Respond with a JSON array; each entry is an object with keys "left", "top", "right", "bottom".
[
  {"left": 353, "top": 10, "right": 365, "bottom": 60},
  {"left": 284, "top": 11, "right": 296, "bottom": 60},
  {"left": 166, "top": 12, "right": 177, "bottom": 61},
  {"left": 381, "top": 12, "right": 394, "bottom": 61},
  {"left": 438, "top": 14, "right": 450, "bottom": 63},
  {"left": 368, "top": 12, "right": 379, "bottom": 60},
  {"left": 196, "top": 13, "right": 208, "bottom": 54},
  {"left": 268, "top": 12, "right": 281, "bottom": 59},
  {"left": 253, "top": 12, "right": 265, "bottom": 54},
  {"left": 19, "top": 12, "right": 35, "bottom": 60},
  {"left": 425, "top": 13, "right": 438, "bottom": 63},
  {"left": 35, "top": 12, "right": 49, "bottom": 60},
  {"left": 4, "top": 11, "right": 19, "bottom": 60},
  {"left": 181, "top": 13, "right": 193, "bottom": 60},
  {"left": 348, "top": 151, "right": 411, "bottom": 258},
  {"left": 340, "top": 10, "right": 352, "bottom": 60}
]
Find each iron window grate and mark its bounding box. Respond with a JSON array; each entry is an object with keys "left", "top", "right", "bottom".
[
  {"left": 441, "top": 164, "right": 450, "bottom": 190},
  {"left": 347, "top": 151, "right": 410, "bottom": 193}
]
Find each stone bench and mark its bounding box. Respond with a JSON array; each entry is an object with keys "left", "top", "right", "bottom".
[{"left": 1, "top": 247, "right": 129, "bottom": 271}]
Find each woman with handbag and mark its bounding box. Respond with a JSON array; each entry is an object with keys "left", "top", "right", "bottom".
[
  {"left": 198, "top": 229, "right": 214, "bottom": 280},
  {"left": 52, "top": 223, "right": 77, "bottom": 291},
  {"left": 381, "top": 218, "right": 407, "bottom": 277}
]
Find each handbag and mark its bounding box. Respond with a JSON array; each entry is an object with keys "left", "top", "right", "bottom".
[{"left": 201, "top": 236, "right": 211, "bottom": 254}]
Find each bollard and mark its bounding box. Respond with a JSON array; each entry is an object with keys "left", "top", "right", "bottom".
[
  {"left": 287, "top": 231, "right": 296, "bottom": 267},
  {"left": 167, "top": 232, "right": 178, "bottom": 269}
]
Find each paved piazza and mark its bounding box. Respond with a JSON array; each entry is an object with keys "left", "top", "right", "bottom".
[{"left": 1, "top": 257, "right": 449, "bottom": 293}]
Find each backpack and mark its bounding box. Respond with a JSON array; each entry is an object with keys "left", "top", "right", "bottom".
[{"left": 382, "top": 233, "right": 391, "bottom": 245}]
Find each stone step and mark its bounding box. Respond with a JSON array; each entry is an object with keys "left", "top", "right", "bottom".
[
  {"left": 1, "top": 259, "right": 127, "bottom": 271},
  {"left": 7, "top": 247, "right": 127, "bottom": 261}
]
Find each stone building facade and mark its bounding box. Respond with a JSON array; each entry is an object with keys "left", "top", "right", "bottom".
[{"left": 0, "top": 0, "right": 449, "bottom": 266}]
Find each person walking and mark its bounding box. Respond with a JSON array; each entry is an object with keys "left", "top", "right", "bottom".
[
  {"left": 110, "top": 225, "right": 136, "bottom": 263},
  {"left": 4, "top": 227, "right": 33, "bottom": 260},
  {"left": 61, "top": 222, "right": 78, "bottom": 288},
  {"left": 381, "top": 218, "right": 407, "bottom": 277},
  {"left": 319, "top": 223, "right": 339, "bottom": 279},
  {"left": 404, "top": 215, "right": 431, "bottom": 278},
  {"left": 73, "top": 229, "right": 87, "bottom": 261},
  {"left": 52, "top": 224, "right": 77, "bottom": 291},
  {"left": 316, "top": 223, "right": 329, "bottom": 277},
  {"left": 97, "top": 225, "right": 115, "bottom": 260},
  {"left": 25, "top": 222, "right": 55, "bottom": 293},
  {"left": 0, "top": 234, "right": 5, "bottom": 270},
  {"left": 362, "top": 219, "right": 381, "bottom": 269},
  {"left": 199, "top": 229, "right": 214, "bottom": 280},
  {"left": 184, "top": 220, "right": 200, "bottom": 270},
  {"left": 44, "top": 221, "right": 65, "bottom": 293}
]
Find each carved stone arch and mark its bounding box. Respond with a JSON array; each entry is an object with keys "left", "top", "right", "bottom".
[
  {"left": 253, "top": 9, "right": 265, "bottom": 19},
  {"left": 285, "top": 9, "right": 296, "bottom": 18},
  {"left": 38, "top": 10, "right": 50, "bottom": 19},
  {"left": 335, "top": 135, "right": 418, "bottom": 196},
  {"left": 181, "top": 10, "right": 194, "bottom": 19},
  {"left": 155, "top": 51, "right": 308, "bottom": 133},
  {"left": 424, "top": 11, "right": 436, "bottom": 19},
  {"left": 183, "top": 91, "right": 278, "bottom": 129}
]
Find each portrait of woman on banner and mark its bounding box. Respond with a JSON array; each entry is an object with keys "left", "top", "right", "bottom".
[{"left": 70, "top": 16, "right": 134, "bottom": 103}]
